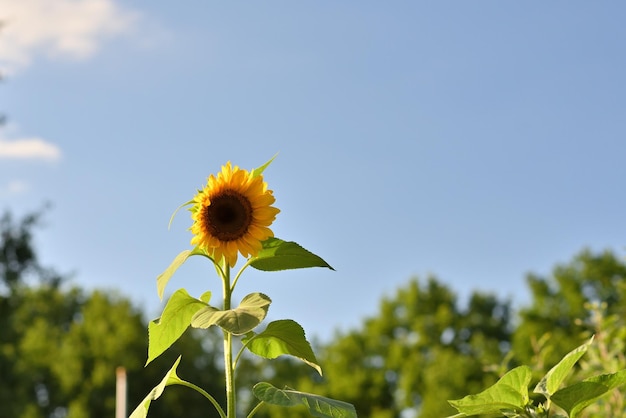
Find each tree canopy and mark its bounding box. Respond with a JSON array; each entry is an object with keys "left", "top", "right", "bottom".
[
  {"left": 245, "top": 252, "right": 626, "bottom": 418},
  {"left": 245, "top": 277, "right": 512, "bottom": 418},
  {"left": 0, "top": 210, "right": 226, "bottom": 418},
  {"left": 2, "top": 208, "right": 625, "bottom": 417}
]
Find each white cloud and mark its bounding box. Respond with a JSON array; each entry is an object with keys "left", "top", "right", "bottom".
[
  {"left": 0, "top": 136, "right": 62, "bottom": 161},
  {"left": 0, "top": 0, "right": 139, "bottom": 74}
]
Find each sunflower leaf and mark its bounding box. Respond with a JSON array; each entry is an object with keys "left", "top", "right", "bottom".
[
  {"left": 250, "top": 154, "right": 278, "bottom": 178},
  {"left": 131, "top": 356, "right": 226, "bottom": 418},
  {"left": 550, "top": 369, "right": 626, "bottom": 417},
  {"left": 242, "top": 319, "right": 322, "bottom": 375},
  {"left": 250, "top": 238, "right": 334, "bottom": 271},
  {"left": 448, "top": 366, "right": 532, "bottom": 416},
  {"left": 147, "top": 289, "right": 207, "bottom": 365},
  {"left": 131, "top": 356, "right": 183, "bottom": 418},
  {"left": 157, "top": 246, "right": 206, "bottom": 300},
  {"left": 253, "top": 382, "right": 357, "bottom": 418},
  {"left": 533, "top": 336, "right": 594, "bottom": 398},
  {"left": 199, "top": 291, "right": 212, "bottom": 303},
  {"left": 191, "top": 292, "right": 271, "bottom": 335}
]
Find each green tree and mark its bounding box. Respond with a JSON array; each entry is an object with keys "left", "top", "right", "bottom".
[
  {"left": 509, "top": 250, "right": 626, "bottom": 417},
  {"left": 247, "top": 277, "right": 511, "bottom": 418},
  {"left": 0, "top": 208, "right": 63, "bottom": 291},
  {"left": 574, "top": 301, "right": 626, "bottom": 417},
  {"left": 513, "top": 249, "right": 626, "bottom": 369},
  {"left": 0, "top": 210, "right": 226, "bottom": 417},
  {"left": 243, "top": 250, "right": 626, "bottom": 418}
]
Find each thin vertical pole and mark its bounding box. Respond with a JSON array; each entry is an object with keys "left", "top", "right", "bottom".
[{"left": 116, "top": 367, "right": 127, "bottom": 418}]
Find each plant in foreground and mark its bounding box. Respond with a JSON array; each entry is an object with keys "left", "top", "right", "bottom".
[
  {"left": 131, "top": 157, "right": 357, "bottom": 418},
  {"left": 447, "top": 336, "right": 626, "bottom": 418}
]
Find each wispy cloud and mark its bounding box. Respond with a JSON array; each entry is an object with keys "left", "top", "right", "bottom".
[
  {"left": 0, "top": 0, "right": 139, "bottom": 74},
  {"left": 0, "top": 136, "right": 62, "bottom": 161}
]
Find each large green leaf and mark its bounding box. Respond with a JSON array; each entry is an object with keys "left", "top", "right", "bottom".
[
  {"left": 191, "top": 292, "right": 271, "bottom": 335},
  {"left": 243, "top": 319, "right": 322, "bottom": 375},
  {"left": 533, "top": 336, "right": 593, "bottom": 398},
  {"left": 147, "top": 289, "right": 208, "bottom": 365},
  {"left": 551, "top": 369, "right": 626, "bottom": 417},
  {"left": 250, "top": 238, "right": 334, "bottom": 271},
  {"left": 131, "top": 356, "right": 225, "bottom": 418},
  {"left": 448, "top": 366, "right": 532, "bottom": 416},
  {"left": 253, "top": 382, "right": 357, "bottom": 418},
  {"left": 157, "top": 246, "right": 206, "bottom": 300}
]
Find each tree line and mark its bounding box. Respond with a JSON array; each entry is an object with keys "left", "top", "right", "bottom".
[{"left": 1, "top": 209, "right": 624, "bottom": 417}]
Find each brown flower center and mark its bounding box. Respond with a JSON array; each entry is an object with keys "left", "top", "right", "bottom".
[{"left": 204, "top": 191, "right": 253, "bottom": 241}]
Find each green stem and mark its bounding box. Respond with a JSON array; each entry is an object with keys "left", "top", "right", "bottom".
[
  {"left": 231, "top": 259, "right": 252, "bottom": 292},
  {"left": 224, "top": 331, "right": 235, "bottom": 417},
  {"left": 173, "top": 381, "right": 226, "bottom": 418},
  {"left": 233, "top": 338, "right": 251, "bottom": 370},
  {"left": 246, "top": 401, "right": 264, "bottom": 418},
  {"left": 222, "top": 262, "right": 237, "bottom": 418}
]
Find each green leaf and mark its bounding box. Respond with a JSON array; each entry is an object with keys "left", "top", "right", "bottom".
[
  {"left": 250, "top": 238, "right": 334, "bottom": 271},
  {"left": 448, "top": 366, "right": 532, "bottom": 416},
  {"left": 191, "top": 292, "right": 271, "bottom": 335},
  {"left": 199, "top": 290, "right": 212, "bottom": 303},
  {"left": 551, "top": 369, "right": 626, "bottom": 417},
  {"left": 243, "top": 319, "right": 322, "bottom": 375},
  {"left": 253, "top": 382, "right": 357, "bottom": 418},
  {"left": 157, "top": 246, "right": 206, "bottom": 300},
  {"left": 533, "top": 336, "right": 594, "bottom": 398},
  {"left": 147, "top": 289, "right": 207, "bottom": 365},
  {"left": 131, "top": 356, "right": 226, "bottom": 418},
  {"left": 131, "top": 356, "right": 183, "bottom": 418},
  {"left": 250, "top": 154, "right": 278, "bottom": 178}
]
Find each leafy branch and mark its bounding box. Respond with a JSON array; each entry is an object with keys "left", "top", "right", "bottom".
[{"left": 447, "top": 337, "right": 626, "bottom": 418}]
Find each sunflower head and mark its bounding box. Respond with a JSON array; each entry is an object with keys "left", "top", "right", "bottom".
[{"left": 190, "top": 162, "right": 280, "bottom": 267}]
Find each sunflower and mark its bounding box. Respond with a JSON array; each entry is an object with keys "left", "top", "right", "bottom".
[{"left": 190, "top": 162, "right": 280, "bottom": 267}]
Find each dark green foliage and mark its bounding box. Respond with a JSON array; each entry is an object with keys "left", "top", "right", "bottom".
[
  {"left": 3, "top": 208, "right": 626, "bottom": 417},
  {"left": 248, "top": 251, "right": 626, "bottom": 418},
  {"left": 248, "top": 277, "right": 511, "bottom": 418},
  {"left": 0, "top": 210, "right": 226, "bottom": 418},
  {"left": 0, "top": 208, "right": 63, "bottom": 291}
]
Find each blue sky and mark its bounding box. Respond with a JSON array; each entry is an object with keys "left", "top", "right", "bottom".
[{"left": 1, "top": 1, "right": 625, "bottom": 341}]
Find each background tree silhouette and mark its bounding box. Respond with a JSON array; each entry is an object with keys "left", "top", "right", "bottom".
[
  {"left": 2, "top": 208, "right": 624, "bottom": 417},
  {"left": 0, "top": 209, "right": 227, "bottom": 418},
  {"left": 242, "top": 252, "right": 626, "bottom": 418}
]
